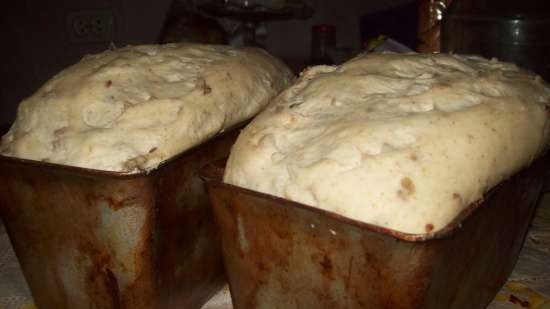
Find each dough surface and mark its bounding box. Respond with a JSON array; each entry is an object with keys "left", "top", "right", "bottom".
[
  {"left": 1, "top": 43, "right": 293, "bottom": 172},
  {"left": 224, "top": 53, "right": 550, "bottom": 234}
]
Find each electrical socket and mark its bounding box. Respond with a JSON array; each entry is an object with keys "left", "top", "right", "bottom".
[{"left": 67, "top": 9, "right": 115, "bottom": 43}]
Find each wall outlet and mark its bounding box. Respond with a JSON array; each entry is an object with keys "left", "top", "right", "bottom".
[{"left": 67, "top": 9, "right": 115, "bottom": 43}]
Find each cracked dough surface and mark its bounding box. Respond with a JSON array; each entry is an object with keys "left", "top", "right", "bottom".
[
  {"left": 224, "top": 53, "right": 550, "bottom": 234},
  {"left": 1, "top": 43, "right": 293, "bottom": 172}
]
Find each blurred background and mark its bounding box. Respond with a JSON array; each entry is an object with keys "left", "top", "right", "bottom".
[
  {"left": 1, "top": 0, "right": 549, "bottom": 130},
  {"left": 0, "top": 0, "right": 415, "bottom": 129}
]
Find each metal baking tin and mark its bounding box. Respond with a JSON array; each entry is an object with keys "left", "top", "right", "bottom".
[
  {"left": 0, "top": 129, "right": 241, "bottom": 309},
  {"left": 203, "top": 154, "right": 548, "bottom": 309}
]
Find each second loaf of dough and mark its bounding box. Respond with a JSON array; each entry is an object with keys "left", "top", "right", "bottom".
[{"left": 224, "top": 53, "right": 550, "bottom": 234}]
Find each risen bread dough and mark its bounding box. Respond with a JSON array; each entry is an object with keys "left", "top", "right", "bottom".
[
  {"left": 1, "top": 43, "right": 293, "bottom": 172},
  {"left": 224, "top": 53, "right": 550, "bottom": 234}
]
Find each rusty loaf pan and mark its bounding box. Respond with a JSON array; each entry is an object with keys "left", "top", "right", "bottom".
[
  {"left": 0, "top": 127, "right": 245, "bottom": 309},
  {"left": 202, "top": 154, "right": 549, "bottom": 309}
]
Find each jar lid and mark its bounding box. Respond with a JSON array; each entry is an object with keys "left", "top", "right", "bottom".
[{"left": 448, "top": 0, "right": 550, "bottom": 19}]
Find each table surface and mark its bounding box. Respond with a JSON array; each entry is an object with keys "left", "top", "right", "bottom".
[{"left": 2, "top": 195, "right": 549, "bottom": 309}]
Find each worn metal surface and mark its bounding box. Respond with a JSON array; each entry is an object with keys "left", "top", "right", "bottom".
[
  {"left": 204, "top": 155, "right": 547, "bottom": 309},
  {"left": 0, "top": 129, "right": 240, "bottom": 309}
]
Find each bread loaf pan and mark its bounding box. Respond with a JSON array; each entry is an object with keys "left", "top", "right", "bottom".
[
  {"left": 0, "top": 128, "right": 241, "bottom": 309},
  {"left": 202, "top": 155, "right": 548, "bottom": 309}
]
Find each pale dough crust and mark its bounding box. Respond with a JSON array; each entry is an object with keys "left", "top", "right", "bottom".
[
  {"left": 1, "top": 43, "right": 293, "bottom": 172},
  {"left": 224, "top": 53, "right": 550, "bottom": 234}
]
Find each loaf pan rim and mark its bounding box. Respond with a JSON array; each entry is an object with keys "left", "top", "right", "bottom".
[
  {"left": 201, "top": 160, "right": 536, "bottom": 243},
  {"left": 0, "top": 122, "right": 245, "bottom": 178}
]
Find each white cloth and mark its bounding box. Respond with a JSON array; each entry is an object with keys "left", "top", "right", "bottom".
[{"left": 0, "top": 223, "right": 33, "bottom": 309}]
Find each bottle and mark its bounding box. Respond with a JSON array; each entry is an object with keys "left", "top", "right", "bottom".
[
  {"left": 417, "top": 0, "right": 453, "bottom": 52},
  {"left": 310, "top": 24, "right": 336, "bottom": 65}
]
